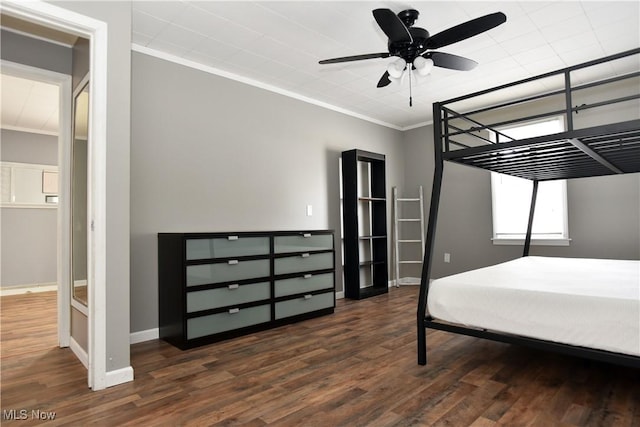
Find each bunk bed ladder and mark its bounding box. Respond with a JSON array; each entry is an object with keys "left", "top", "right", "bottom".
[{"left": 392, "top": 186, "right": 426, "bottom": 287}]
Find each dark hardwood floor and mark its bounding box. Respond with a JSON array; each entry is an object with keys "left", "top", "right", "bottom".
[{"left": 1, "top": 287, "right": 638, "bottom": 426}]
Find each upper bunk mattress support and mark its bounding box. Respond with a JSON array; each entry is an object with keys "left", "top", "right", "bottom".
[
  {"left": 567, "top": 138, "right": 624, "bottom": 174},
  {"left": 441, "top": 119, "right": 640, "bottom": 181}
]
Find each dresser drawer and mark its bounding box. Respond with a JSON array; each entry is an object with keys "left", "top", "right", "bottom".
[
  {"left": 274, "top": 272, "right": 333, "bottom": 298},
  {"left": 187, "top": 304, "right": 271, "bottom": 339},
  {"left": 274, "top": 233, "right": 333, "bottom": 254},
  {"left": 186, "top": 236, "right": 270, "bottom": 260},
  {"left": 187, "top": 281, "right": 270, "bottom": 313},
  {"left": 274, "top": 252, "right": 333, "bottom": 276},
  {"left": 186, "top": 259, "right": 269, "bottom": 287},
  {"left": 275, "top": 292, "right": 334, "bottom": 320}
]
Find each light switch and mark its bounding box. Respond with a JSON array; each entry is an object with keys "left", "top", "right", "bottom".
[{"left": 306, "top": 205, "right": 313, "bottom": 216}]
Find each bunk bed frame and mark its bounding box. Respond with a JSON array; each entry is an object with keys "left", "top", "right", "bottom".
[{"left": 417, "top": 48, "right": 640, "bottom": 369}]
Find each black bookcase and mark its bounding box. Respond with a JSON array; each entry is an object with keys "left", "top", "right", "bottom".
[{"left": 341, "top": 149, "right": 388, "bottom": 299}]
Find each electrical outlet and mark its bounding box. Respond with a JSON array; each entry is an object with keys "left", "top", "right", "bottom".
[{"left": 444, "top": 253, "right": 451, "bottom": 263}]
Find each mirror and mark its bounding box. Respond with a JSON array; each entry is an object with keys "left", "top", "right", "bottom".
[{"left": 71, "top": 81, "right": 89, "bottom": 306}]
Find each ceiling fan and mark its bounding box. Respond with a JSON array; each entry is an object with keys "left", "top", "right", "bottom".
[{"left": 319, "top": 8, "right": 507, "bottom": 105}]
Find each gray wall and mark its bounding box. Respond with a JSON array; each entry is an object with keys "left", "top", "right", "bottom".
[
  {"left": 1, "top": 208, "right": 58, "bottom": 287},
  {"left": 403, "top": 122, "right": 640, "bottom": 280},
  {"left": 130, "top": 52, "right": 405, "bottom": 333},
  {"left": 56, "top": 0, "right": 132, "bottom": 373},
  {"left": 533, "top": 174, "right": 640, "bottom": 260},
  {"left": 1, "top": 129, "right": 58, "bottom": 288},
  {"left": 71, "top": 37, "right": 90, "bottom": 90},
  {"left": 1, "top": 129, "right": 58, "bottom": 164},
  {"left": 0, "top": 29, "right": 72, "bottom": 74}
]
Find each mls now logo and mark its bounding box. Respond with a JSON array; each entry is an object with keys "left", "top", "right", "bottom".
[{"left": 3, "top": 409, "right": 56, "bottom": 420}]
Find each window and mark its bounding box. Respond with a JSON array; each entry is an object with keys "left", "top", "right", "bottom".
[
  {"left": 1, "top": 161, "right": 59, "bottom": 207},
  {"left": 490, "top": 118, "right": 570, "bottom": 245}
]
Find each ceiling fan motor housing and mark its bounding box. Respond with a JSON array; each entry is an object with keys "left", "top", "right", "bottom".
[{"left": 388, "top": 26, "right": 429, "bottom": 63}]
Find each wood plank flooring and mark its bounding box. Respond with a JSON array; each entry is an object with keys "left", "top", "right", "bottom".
[{"left": 1, "top": 287, "right": 639, "bottom": 426}]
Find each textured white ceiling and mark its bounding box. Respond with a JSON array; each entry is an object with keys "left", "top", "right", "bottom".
[
  {"left": 2, "top": 1, "right": 639, "bottom": 134},
  {"left": 131, "top": 1, "right": 640, "bottom": 130}
]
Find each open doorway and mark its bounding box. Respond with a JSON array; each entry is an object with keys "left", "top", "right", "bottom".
[
  {"left": 0, "top": 70, "right": 66, "bottom": 367},
  {"left": 1, "top": 58, "right": 73, "bottom": 321},
  {"left": 0, "top": 0, "right": 112, "bottom": 389},
  {"left": 0, "top": 73, "right": 61, "bottom": 298},
  {"left": 0, "top": 18, "right": 93, "bottom": 364},
  {"left": 2, "top": 0, "right": 131, "bottom": 392},
  {"left": 1, "top": 29, "right": 73, "bottom": 354}
]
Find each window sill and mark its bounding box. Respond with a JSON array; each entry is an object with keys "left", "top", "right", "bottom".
[
  {"left": 1, "top": 203, "right": 58, "bottom": 209},
  {"left": 492, "top": 238, "right": 571, "bottom": 246}
]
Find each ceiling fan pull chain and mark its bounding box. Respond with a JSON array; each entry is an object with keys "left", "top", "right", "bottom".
[{"left": 409, "top": 67, "right": 413, "bottom": 107}]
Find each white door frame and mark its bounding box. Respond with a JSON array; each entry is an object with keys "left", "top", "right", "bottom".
[
  {"left": 0, "top": 60, "right": 72, "bottom": 348},
  {"left": 1, "top": 1, "right": 109, "bottom": 390}
]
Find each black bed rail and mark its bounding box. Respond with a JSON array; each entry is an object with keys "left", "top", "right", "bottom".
[
  {"left": 436, "top": 48, "right": 640, "bottom": 155},
  {"left": 425, "top": 319, "right": 640, "bottom": 369}
]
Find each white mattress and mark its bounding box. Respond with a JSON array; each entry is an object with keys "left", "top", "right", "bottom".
[{"left": 427, "top": 256, "right": 640, "bottom": 356}]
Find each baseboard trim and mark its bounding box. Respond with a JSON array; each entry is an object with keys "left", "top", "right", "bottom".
[
  {"left": 335, "top": 291, "right": 344, "bottom": 300},
  {"left": 389, "top": 277, "right": 422, "bottom": 287},
  {"left": 1, "top": 283, "right": 57, "bottom": 296},
  {"left": 130, "top": 328, "right": 159, "bottom": 344},
  {"left": 397, "top": 277, "right": 421, "bottom": 286},
  {"left": 105, "top": 366, "right": 134, "bottom": 388},
  {"left": 69, "top": 336, "right": 88, "bottom": 369}
]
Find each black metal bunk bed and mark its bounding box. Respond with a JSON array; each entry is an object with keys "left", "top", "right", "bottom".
[{"left": 417, "top": 48, "right": 640, "bottom": 369}]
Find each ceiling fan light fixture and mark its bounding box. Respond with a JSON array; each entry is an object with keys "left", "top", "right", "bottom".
[
  {"left": 319, "top": 8, "right": 507, "bottom": 90},
  {"left": 387, "top": 58, "right": 406, "bottom": 79},
  {"left": 414, "top": 56, "right": 434, "bottom": 76}
]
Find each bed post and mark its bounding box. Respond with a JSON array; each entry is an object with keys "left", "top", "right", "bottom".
[
  {"left": 523, "top": 180, "right": 539, "bottom": 257},
  {"left": 418, "top": 102, "right": 445, "bottom": 365}
]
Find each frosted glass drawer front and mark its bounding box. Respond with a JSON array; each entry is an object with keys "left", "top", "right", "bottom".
[
  {"left": 274, "top": 273, "right": 334, "bottom": 298},
  {"left": 274, "top": 234, "right": 333, "bottom": 254},
  {"left": 187, "top": 304, "right": 270, "bottom": 339},
  {"left": 186, "top": 259, "right": 269, "bottom": 286},
  {"left": 187, "top": 281, "right": 270, "bottom": 313},
  {"left": 274, "top": 252, "right": 333, "bottom": 275},
  {"left": 186, "top": 236, "right": 269, "bottom": 260},
  {"left": 275, "top": 292, "right": 334, "bottom": 320}
]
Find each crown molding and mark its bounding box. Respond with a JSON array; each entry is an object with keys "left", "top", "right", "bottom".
[{"left": 131, "top": 44, "right": 406, "bottom": 131}]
